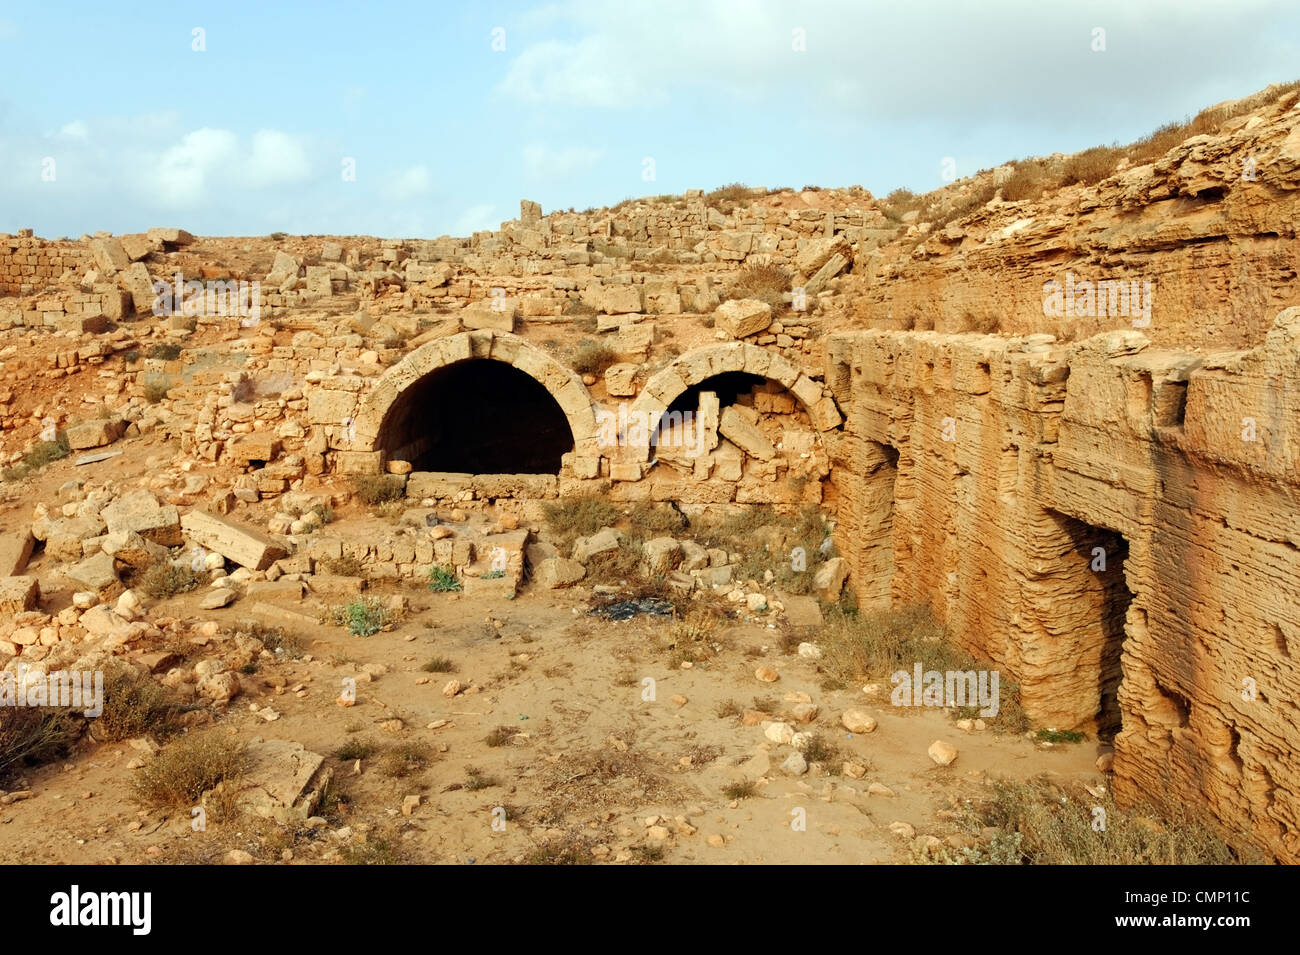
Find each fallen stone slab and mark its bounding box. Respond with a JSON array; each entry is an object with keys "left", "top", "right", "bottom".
[
  {"left": 234, "top": 739, "right": 328, "bottom": 824},
  {"left": 0, "top": 532, "right": 35, "bottom": 577},
  {"left": 532, "top": 557, "right": 586, "bottom": 589},
  {"left": 45, "top": 515, "right": 108, "bottom": 563},
  {"left": 102, "top": 490, "right": 182, "bottom": 547},
  {"left": 101, "top": 529, "right": 168, "bottom": 570},
  {"left": 715, "top": 299, "right": 773, "bottom": 339},
  {"left": 780, "top": 594, "right": 824, "bottom": 629},
  {"left": 0, "top": 576, "right": 40, "bottom": 613},
  {"left": 181, "top": 510, "right": 287, "bottom": 571},
  {"left": 66, "top": 551, "right": 121, "bottom": 595},
  {"left": 248, "top": 602, "right": 321, "bottom": 630},
  {"left": 65, "top": 417, "right": 126, "bottom": 451},
  {"left": 75, "top": 450, "right": 124, "bottom": 466},
  {"left": 200, "top": 588, "right": 238, "bottom": 610},
  {"left": 719, "top": 406, "right": 776, "bottom": 461}
]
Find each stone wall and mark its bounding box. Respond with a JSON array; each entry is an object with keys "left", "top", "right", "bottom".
[
  {"left": 826, "top": 310, "right": 1300, "bottom": 862},
  {"left": 0, "top": 233, "right": 89, "bottom": 296}
]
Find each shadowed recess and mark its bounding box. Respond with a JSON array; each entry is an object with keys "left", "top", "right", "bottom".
[{"left": 376, "top": 360, "right": 574, "bottom": 473}]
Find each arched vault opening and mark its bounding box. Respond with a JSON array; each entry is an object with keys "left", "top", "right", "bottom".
[{"left": 376, "top": 359, "right": 574, "bottom": 473}]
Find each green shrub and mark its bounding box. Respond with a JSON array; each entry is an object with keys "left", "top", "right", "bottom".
[
  {"left": 148, "top": 343, "right": 182, "bottom": 361},
  {"left": 330, "top": 597, "right": 392, "bottom": 637},
  {"left": 428, "top": 565, "right": 461, "bottom": 592}
]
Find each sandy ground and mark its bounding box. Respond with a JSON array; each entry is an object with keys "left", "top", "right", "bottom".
[{"left": 0, "top": 565, "right": 1104, "bottom": 865}]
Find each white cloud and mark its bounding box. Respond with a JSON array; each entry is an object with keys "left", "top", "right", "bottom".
[
  {"left": 58, "top": 121, "right": 88, "bottom": 140},
  {"left": 497, "top": 0, "right": 1296, "bottom": 129},
  {"left": 522, "top": 142, "right": 604, "bottom": 179},
  {"left": 154, "top": 127, "right": 240, "bottom": 205},
  {"left": 381, "top": 164, "right": 432, "bottom": 202},
  {"left": 452, "top": 203, "right": 499, "bottom": 234},
  {"left": 245, "top": 129, "right": 311, "bottom": 187},
  {"left": 148, "top": 127, "right": 312, "bottom": 206}
]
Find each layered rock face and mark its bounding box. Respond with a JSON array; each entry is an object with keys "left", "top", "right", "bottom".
[
  {"left": 849, "top": 91, "right": 1300, "bottom": 351},
  {"left": 826, "top": 309, "right": 1300, "bottom": 862}
]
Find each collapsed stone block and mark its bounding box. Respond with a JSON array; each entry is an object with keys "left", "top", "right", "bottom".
[{"left": 181, "top": 510, "right": 288, "bottom": 571}]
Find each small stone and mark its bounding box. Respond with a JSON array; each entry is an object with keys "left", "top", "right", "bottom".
[
  {"left": 646, "top": 825, "right": 671, "bottom": 842},
  {"left": 842, "top": 761, "right": 867, "bottom": 779},
  {"left": 840, "top": 709, "right": 876, "bottom": 734},
  {"left": 442, "top": 679, "right": 463, "bottom": 697},
  {"left": 928, "top": 740, "right": 959, "bottom": 766},
  {"left": 888, "top": 821, "right": 915, "bottom": 839},
  {"left": 1097, "top": 752, "right": 1115, "bottom": 773},
  {"left": 763, "top": 721, "right": 795, "bottom": 745},
  {"left": 780, "top": 752, "right": 808, "bottom": 776},
  {"left": 224, "top": 849, "right": 254, "bottom": 865},
  {"left": 796, "top": 642, "right": 822, "bottom": 660},
  {"left": 706, "top": 834, "right": 725, "bottom": 848},
  {"left": 401, "top": 795, "right": 421, "bottom": 816},
  {"left": 754, "top": 666, "right": 779, "bottom": 683},
  {"left": 868, "top": 782, "right": 896, "bottom": 797},
  {"left": 671, "top": 694, "right": 687, "bottom": 706},
  {"left": 955, "top": 718, "right": 974, "bottom": 732},
  {"left": 200, "top": 588, "right": 237, "bottom": 610},
  {"left": 791, "top": 702, "right": 819, "bottom": 723}
]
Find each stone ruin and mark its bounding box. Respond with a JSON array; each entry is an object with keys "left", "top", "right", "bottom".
[{"left": 1, "top": 85, "right": 1298, "bottom": 861}]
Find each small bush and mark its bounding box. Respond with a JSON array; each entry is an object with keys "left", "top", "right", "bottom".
[
  {"left": 726, "top": 263, "right": 789, "bottom": 311},
  {"left": 542, "top": 493, "right": 618, "bottom": 543},
  {"left": 722, "top": 780, "right": 758, "bottom": 800},
  {"left": 148, "top": 343, "right": 182, "bottom": 361},
  {"left": 330, "top": 597, "right": 391, "bottom": 637},
  {"left": 1061, "top": 145, "right": 1123, "bottom": 186},
  {"left": 139, "top": 562, "right": 205, "bottom": 598},
  {"left": 464, "top": 766, "right": 499, "bottom": 791},
  {"left": 95, "top": 666, "right": 179, "bottom": 741},
  {"left": 350, "top": 474, "right": 405, "bottom": 506},
  {"left": 333, "top": 738, "right": 375, "bottom": 761},
  {"left": 421, "top": 656, "right": 455, "bottom": 673},
  {"left": 627, "top": 501, "right": 686, "bottom": 536},
  {"left": 428, "top": 565, "right": 461, "bottom": 592},
  {"left": 1001, "top": 160, "right": 1052, "bottom": 202},
  {"left": 714, "top": 699, "right": 742, "bottom": 719},
  {"left": 0, "top": 707, "right": 81, "bottom": 780},
  {"left": 377, "top": 742, "right": 431, "bottom": 777},
  {"left": 940, "top": 776, "right": 1264, "bottom": 865},
  {"left": 132, "top": 730, "right": 247, "bottom": 807},
  {"left": 668, "top": 610, "right": 721, "bottom": 667},
  {"left": 571, "top": 340, "right": 617, "bottom": 376},
  {"left": 704, "top": 182, "right": 754, "bottom": 213},
  {"left": 1036, "top": 728, "right": 1086, "bottom": 744},
  {"left": 321, "top": 556, "right": 363, "bottom": 577},
  {"left": 142, "top": 374, "right": 172, "bottom": 404},
  {"left": 123, "top": 349, "right": 141, "bottom": 364},
  {"left": 484, "top": 726, "right": 516, "bottom": 748}
]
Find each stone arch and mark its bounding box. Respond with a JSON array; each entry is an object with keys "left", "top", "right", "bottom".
[
  {"left": 352, "top": 330, "right": 600, "bottom": 466},
  {"left": 622, "top": 343, "right": 842, "bottom": 461}
]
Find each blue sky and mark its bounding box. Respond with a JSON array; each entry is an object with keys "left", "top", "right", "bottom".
[{"left": 2, "top": 0, "right": 1298, "bottom": 238}]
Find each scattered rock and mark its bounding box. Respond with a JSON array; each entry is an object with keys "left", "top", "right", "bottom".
[
  {"left": 927, "top": 740, "right": 959, "bottom": 767},
  {"left": 840, "top": 709, "right": 877, "bottom": 734}
]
